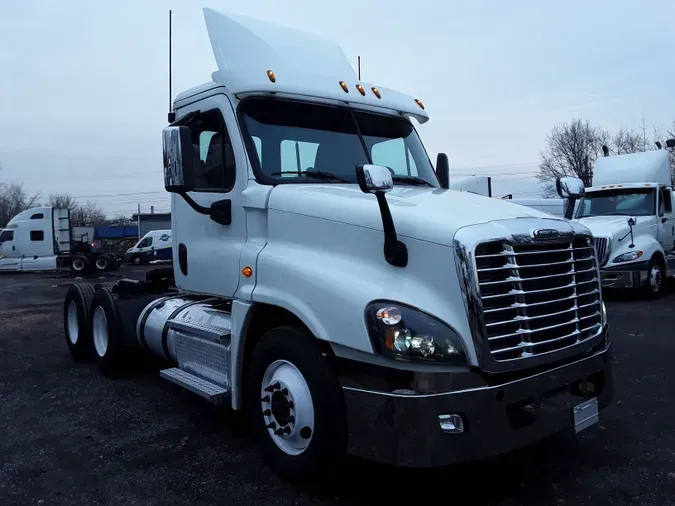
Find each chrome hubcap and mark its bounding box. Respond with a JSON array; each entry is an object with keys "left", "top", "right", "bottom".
[
  {"left": 92, "top": 306, "right": 109, "bottom": 357},
  {"left": 261, "top": 360, "right": 314, "bottom": 456},
  {"left": 67, "top": 301, "right": 79, "bottom": 344},
  {"left": 650, "top": 265, "right": 662, "bottom": 292}
]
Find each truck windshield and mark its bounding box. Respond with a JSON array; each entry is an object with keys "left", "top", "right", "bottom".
[
  {"left": 576, "top": 188, "right": 656, "bottom": 218},
  {"left": 239, "top": 98, "right": 439, "bottom": 187}
]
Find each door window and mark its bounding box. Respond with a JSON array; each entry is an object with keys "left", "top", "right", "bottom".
[
  {"left": 139, "top": 236, "right": 153, "bottom": 248},
  {"left": 0, "top": 230, "right": 14, "bottom": 242},
  {"left": 659, "top": 188, "right": 672, "bottom": 214},
  {"left": 187, "top": 109, "right": 236, "bottom": 191},
  {"left": 30, "top": 230, "right": 44, "bottom": 241}
]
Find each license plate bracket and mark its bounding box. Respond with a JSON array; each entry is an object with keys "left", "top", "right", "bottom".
[{"left": 573, "top": 397, "right": 599, "bottom": 433}]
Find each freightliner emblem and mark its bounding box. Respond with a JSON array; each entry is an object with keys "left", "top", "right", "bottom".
[{"left": 532, "top": 228, "right": 560, "bottom": 239}]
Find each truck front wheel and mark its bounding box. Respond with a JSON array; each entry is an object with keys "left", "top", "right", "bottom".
[
  {"left": 247, "top": 326, "right": 347, "bottom": 485},
  {"left": 642, "top": 255, "right": 665, "bottom": 298}
]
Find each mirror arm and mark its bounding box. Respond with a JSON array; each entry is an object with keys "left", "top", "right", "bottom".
[
  {"left": 178, "top": 192, "right": 212, "bottom": 215},
  {"left": 374, "top": 192, "right": 408, "bottom": 267},
  {"left": 564, "top": 197, "right": 577, "bottom": 220}
]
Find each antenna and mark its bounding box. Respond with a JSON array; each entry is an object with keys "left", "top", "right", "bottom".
[
  {"left": 357, "top": 56, "right": 361, "bottom": 80},
  {"left": 168, "top": 10, "right": 175, "bottom": 123}
]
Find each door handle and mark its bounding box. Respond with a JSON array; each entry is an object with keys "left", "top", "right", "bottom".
[{"left": 662, "top": 217, "right": 668, "bottom": 223}]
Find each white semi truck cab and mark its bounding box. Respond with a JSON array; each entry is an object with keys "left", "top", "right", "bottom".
[
  {"left": 573, "top": 147, "right": 675, "bottom": 297},
  {"left": 62, "top": 8, "right": 613, "bottom": 483}
]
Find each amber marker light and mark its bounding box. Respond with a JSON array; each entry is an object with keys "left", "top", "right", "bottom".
[
  {"left": 371, "top": 87, "right": 381, "bottom": 98},
  {"left": 242, "top": 266, "right": 253, "bottom": 278},
  {"left": 415, "top": 98, "right": 425, "bottom": 109},
  {"left": 356, "top": 84, "right": 366, "bottom": 95},
  {"left": 267, "top": 70, "right": 276, "bottom": 83},
  {"left": 339, "top": 80, "right": 349, "bottom": 93}
]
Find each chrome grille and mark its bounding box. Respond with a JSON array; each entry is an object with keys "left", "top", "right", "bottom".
[
  {"left": 475, "top": 237, "right": 602, "bottom": 362},
  {"left": 593, "top": 236, "right": 610, "bottom": 266}
]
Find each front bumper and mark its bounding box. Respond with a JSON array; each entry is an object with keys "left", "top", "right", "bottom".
[
  {"left": 341, "top": 336, "right": 613, "bottom": 467},
  {"left": 600, "top": 260, "right": 649, "bottom": 289}
]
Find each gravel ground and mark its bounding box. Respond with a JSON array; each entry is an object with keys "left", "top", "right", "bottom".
[{"left": 1, "top": 268, "right": 674, "bottom": 505}]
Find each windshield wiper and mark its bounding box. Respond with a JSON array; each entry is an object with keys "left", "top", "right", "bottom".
[
  {"left": 270, "top": 170, "right": 350, "bottom": 183},
  {"left": 392, "top": 175, "right": 433, "bottom": 187}
]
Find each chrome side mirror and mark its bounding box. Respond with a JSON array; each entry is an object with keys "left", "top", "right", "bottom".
[
  {"left": 355, "top": 164, "right": 394, "bottom": 194},
  {"left": 556, "top": 176, "right": 585, "bottom": 199},
  {"left": 162, "top": 126, "right": 195, "bottom": 193}
]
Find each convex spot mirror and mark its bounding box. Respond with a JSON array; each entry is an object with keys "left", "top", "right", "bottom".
[
  {"left": 556, "top": 176, "right": 585, "bottom": 199},
  {"left": 356, "top": 164, "right": 394, "bottom": 194},
  {"left": 162, "top": 126, "right": 195, "bottom": 193}
]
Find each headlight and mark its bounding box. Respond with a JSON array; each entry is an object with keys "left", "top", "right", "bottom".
[
  {"left": 365, "top": 302, "right": 467, "bottom": 365},
  {"left": 613, "top": 250, "right": 643, "bottom": 263}
]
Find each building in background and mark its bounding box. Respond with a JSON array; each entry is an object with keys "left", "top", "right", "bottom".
[{"left": 132, "top": 211, "right": 172, "bottom": 239}]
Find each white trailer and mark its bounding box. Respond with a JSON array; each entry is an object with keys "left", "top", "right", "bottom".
[
  {"left": 62, "top": 8, "right": 613, "bottom": 485},
  {"left": 0, "top": 206, "right": 121, "bottom": 273},
  {"left": 571, "top": 147, "right": 675, "bottom": 297}
]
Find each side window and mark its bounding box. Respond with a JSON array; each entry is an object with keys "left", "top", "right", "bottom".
[
  {"left": 661, "top": 188, "right": 672, "bottom": 214},
  {"left": 0, "top": 230, "right": 14, "bottom": 242},
  {"left": 30, "top": 230, "right": 44, "bottom": 241},
  {"left": 30, "top": 213, "right": 44, "bottom": 220},
  {"left": 371, "top": 138, "right": 418, "bottom": 176},
  {"left": 139, "top": 237, "right": 153, "bottom": 248},
  {"left": 280, "top": 140, "right": 320, "bottom": 176},
  {"left": 189, "top": 109, "right": 236, "bottom": 191}
]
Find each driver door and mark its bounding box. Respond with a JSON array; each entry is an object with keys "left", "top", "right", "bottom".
[{"left": 658, "top": 187, "right": 675, "bottom": 253}]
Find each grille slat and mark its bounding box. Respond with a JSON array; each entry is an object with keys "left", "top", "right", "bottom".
[
  {"left": 475, "top": 236, "right": 603, "bottom": 362},
  {"left": 593, "top": 237, "right": 611, "bottom": 266}
]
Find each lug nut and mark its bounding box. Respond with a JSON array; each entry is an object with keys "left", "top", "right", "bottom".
[
  {"left": 265, "top": 382, "right": 280, "bottom": 392},
  {"left": 261, "top": 395, "right": 270, "bottom": 403},
  {"left": 263, "top": 409, "right": 271, "bottom": 416},
  {"left": 266, "top": 422, "right": 276, "bottom": 429},
  {"left": 274, "top": 428, "right": 284, "bottom": 436},
  {"left": 282, "top": 426, "right": 291, "bottom": 435},
  {"left": 280, "top": 388, "right": 288, "bottom": 395}
]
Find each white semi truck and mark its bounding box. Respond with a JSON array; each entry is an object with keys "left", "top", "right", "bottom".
[
  {"left": 0, "top": 206, "right": 121, "bottom": 272},
  {"left": 62, "top": 8, "right": 613, "bottom": 483},
  {"left": 570, "top": 145, "right": 675, "bottom": 297}
]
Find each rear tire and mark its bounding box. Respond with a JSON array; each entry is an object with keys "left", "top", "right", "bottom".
[
  {"left": 94, "top": 254, "right": 113, "bottom": 272},
  {"left": 90, "top": 287, "right": 128, "bottom": 377},
  {"left": 133, "top": 256, "right": 142, "bottom": 266},
  {"left": 246, "top": 326, "right": 347, "bottom": 485},
  {"left": 642, "top": 255, "right": 665, "bottom": 299},
  {"left": 70, "top": 255, "right": 89, "bottom": 273},
  {"left": 63, "top": 283, "right": 96, "bottom": 360}
]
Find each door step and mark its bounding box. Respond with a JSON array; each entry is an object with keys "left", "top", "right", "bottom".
[{"left": 160, "top": 367, "right": 230, "bottom": 405}]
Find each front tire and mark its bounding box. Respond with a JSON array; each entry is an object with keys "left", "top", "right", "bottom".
[
  {"left": 246, "top": 326, "right": 347, "bottom": 484},
  {"left": 642, "top": 255, "right": 665, "bottom": 298},
  {"left": 63, "top": 283, "right": 96, "bottom": 360}
]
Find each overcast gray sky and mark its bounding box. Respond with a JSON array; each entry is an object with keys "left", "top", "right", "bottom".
[{"left": 1, "top": 0, "right": 674, "bottom": 216}]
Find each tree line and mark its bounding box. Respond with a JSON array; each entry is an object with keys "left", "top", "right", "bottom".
[
  {"left": 0, "top": 164, "right": 128, "bottom": 228},
  {"left": 537, "top": 119, "right": 675, "bottom": 197}
]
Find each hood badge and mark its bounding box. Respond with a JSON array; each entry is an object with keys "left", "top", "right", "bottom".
[{"left": 532, "top": 228, "right": 561, "bottom": 239}]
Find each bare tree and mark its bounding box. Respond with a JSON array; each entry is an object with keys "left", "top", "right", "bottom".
[
  {"left": 70, "top": 201, "right": 107, "bottom": 227},
  {"left": 537, "top": 119, "right": 608, "bottom": 197},
  {"left": 0, "top": 164, "right": 41, "bottom": 227},
  {"left": 611, "top": 128, "right": 647, "bottom": 155},
  {"left": 48, "top": 193, "right": 78, "bottom": 210}
]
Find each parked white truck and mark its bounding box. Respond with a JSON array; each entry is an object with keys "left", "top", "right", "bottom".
[
  {"left": 0, "top": 206, "right": 121, "bottom": 272},
  {"left": 62, "top": 8, "right": 612, "bottom": 483},
  {"left": 571, "top": 146, "right": 675, "bottom": 297}
]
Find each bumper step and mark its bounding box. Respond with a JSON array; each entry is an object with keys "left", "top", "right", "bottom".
[{"left": 160, "top": 367, "right": 229, "bottom": 405}]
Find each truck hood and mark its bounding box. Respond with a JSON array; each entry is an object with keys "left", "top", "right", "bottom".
[
  {"left": 268, "top": 185, "right": 559, "bottom": 246},
  {"left": 577, "top": 215, "right": 653, "bottom": 239}
]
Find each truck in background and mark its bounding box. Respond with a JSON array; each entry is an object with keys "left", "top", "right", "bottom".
[
  {"left": 124, "top": 229, "right": 172, "bottom": 265},
  {"left": 569, "top": 144, "right": 675, "bottom": 297},
  {"left": 61, "top": 8, "right": 612, "bottom": 484},
  {"left": 0, "top": 206, "right": 121, "bottom": 273}
]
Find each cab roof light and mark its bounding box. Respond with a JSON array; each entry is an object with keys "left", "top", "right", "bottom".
[
  {"left": 415, "top": 98, "right": 425, "bottom": 110},
  {"left": 267, "top": 70, "right": 276, "bottom": 83},
  {"left": 339, "top": 80, "right": 349, "bottom": 93},
  {"left": 356, "top": 84, "right": 366, "bottom": 96},
  {"left": 371, "top": 87, "right": 381, "bottom": 99}
]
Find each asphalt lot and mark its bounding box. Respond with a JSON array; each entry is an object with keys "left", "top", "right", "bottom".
[{"left": 1, "top": 267, "right": 674, "bottom": 505}]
